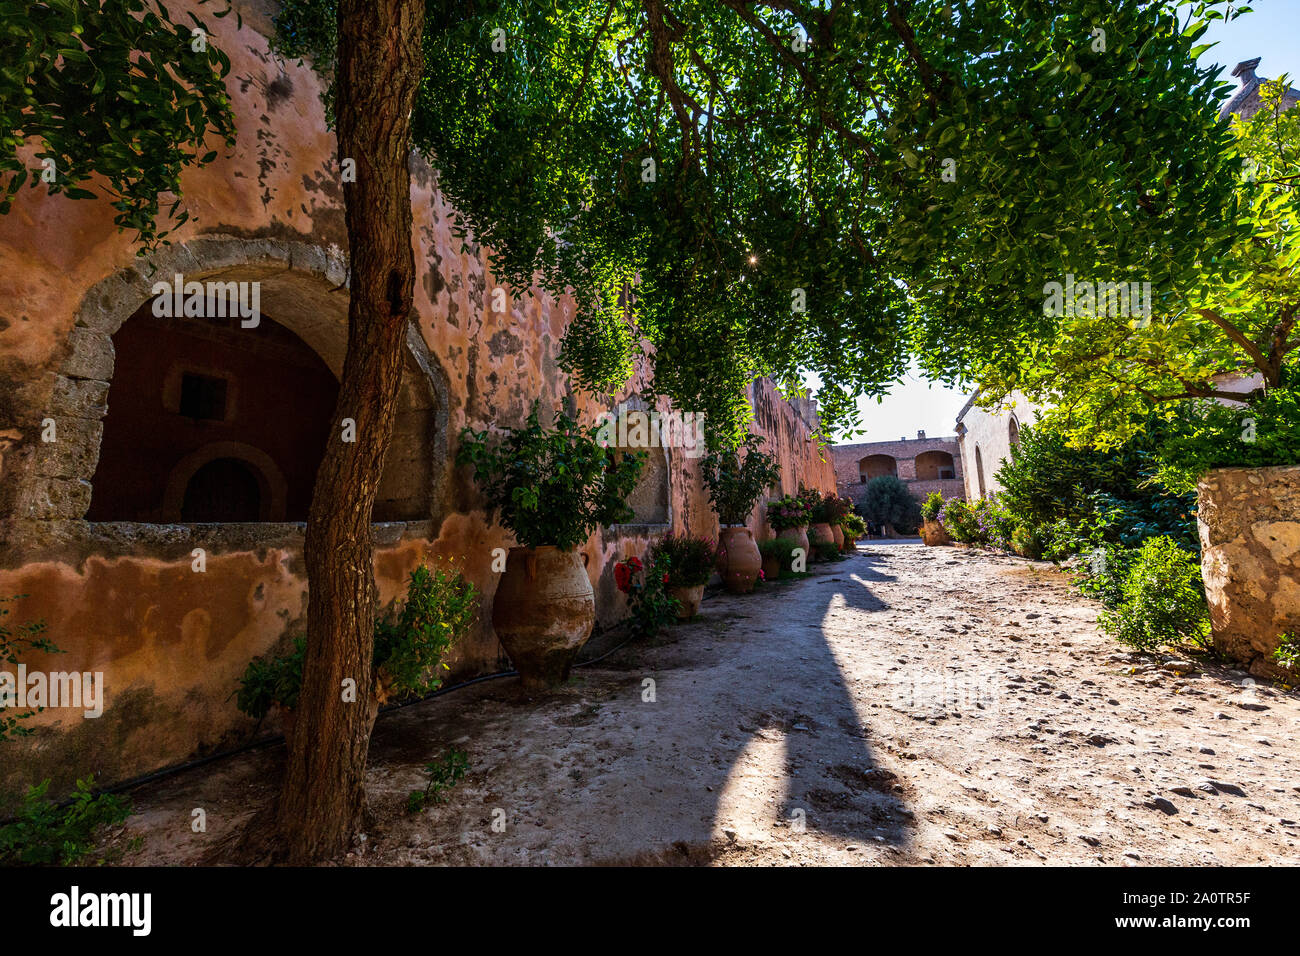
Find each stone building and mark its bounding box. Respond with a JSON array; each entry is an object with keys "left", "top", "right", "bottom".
[
  {"left": 832, "top": 431, "right": 965, "bottom": 505},
  {"left": 0, "top": 0, "right": 835, "bottom": 797},
  {"left": 1218, "top": 57, "right": 1299, "bottom": 121},
  {"left": 954, "top": 390, "right": 1043, "bottom": 501}
]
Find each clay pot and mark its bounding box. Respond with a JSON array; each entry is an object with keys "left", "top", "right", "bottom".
[
  {"left": 667, "top": 584, "right": 706, "bottom": 619},
  {"left": 719, "top": 526, "right": 762, "bottom": 594},
  {"left": 840, "top": 534, "right": 856, "bottom": 553},
  {"left": 831, "top": 524, "right": 845, "bottom": 550},
  {"left": 809, "top": 522, "right": 835, "bottom": 557},
  {"left": 787, "top": 525, "right": 810, "bottom": 560},
  {"left": 492, "top": 546, "right": 595, "bottom": 691},
  {"left": 921, "top": 519, "right": 952, "bottom": 546},
  {"left": 761, "top": 553, "right": 782, "bottom": 582}
]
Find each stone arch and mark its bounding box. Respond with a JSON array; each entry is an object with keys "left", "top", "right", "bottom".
[
  {"left": 25, "top": 236, "right": 451, "bottom": 526},
  {"left": 161, "top": 441, "right": 289, "bottom": 522},
  {"left": 859, "top": 454, "right": 897, "bottom": 483},
  {"left": 914, "top": 449, "right": 956, "bottom": 481},
  {"left": 1008, "top": 414, "right": 1021, "bottom": 451}
]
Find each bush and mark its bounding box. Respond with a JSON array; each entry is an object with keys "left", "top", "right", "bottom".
[
  {"left": 937, "top": 497, "right": 979, "bottom": 542},
  {"left": 0, "top": 776, "right": 131, "bottom": 866},
  {"left": 766, "top": 494, "right": 810, "bottom": 532},
  {"left": 1156, "top": 379, "right": 1300, "bottom": 493},
  {"left": 237, "top": 564, "right": 477, "bottom": 719},
  {"left": 920, "top": 491, "right": 944, "bottom": 523},
  {"left": 614, "top": 555, "right": 679, "bottom": 638},
  {"left": 1097, "top": 537, "right": 1210, "bottom": 652},
  {"left": 407, "top": 747, "right": 470, "bottom": 813},
  {"left": 859, "top": 475, "right": 922, "bottom": 535},
  {"left": 649, "top": 535, "right": 718, "bottom": 588},
  {"left": 995, "top": 421, "right": 1197, "bottom": 554},
  {"left": 1010, "top": 522, "right": 1046, "bottom": 559},
  {"left": 457, "top": 404, "right": 644, "bottom": 550},
  {"left": 759, "top": 537, "right": 805, "bottom": 577},
  {"left": 699, "top": 434, "right": 781, "bottom": 525},
  {"left": 838, "top": 511, "right": 866, "bottom": 539}
]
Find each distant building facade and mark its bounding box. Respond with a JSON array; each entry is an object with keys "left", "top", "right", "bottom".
[
  {"left": 832, "top": 430, "right": 965, "bottom": 505},
  {"left": 955, "top": 391, "right": 1044, "bottom": 501}
]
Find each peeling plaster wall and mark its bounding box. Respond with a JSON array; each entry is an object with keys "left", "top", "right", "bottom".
[{"left": 0, "top": 0, "right": 834, "bottom": 795}]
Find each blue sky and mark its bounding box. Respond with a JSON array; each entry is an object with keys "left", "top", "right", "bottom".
[{"left": 822, "top": 0, "right": 1299, "bottom": 443}]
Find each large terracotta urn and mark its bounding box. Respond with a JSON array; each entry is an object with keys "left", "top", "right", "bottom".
[
  {"left": 719, "top": 526, "right": 762, "bottom": 594},
  {"left": 831, "top": 524, "right": 845, "bottom": 550},
  {"left": 810, "top": 522, "right": 835, "bottom": 556},
  {"left": 761, "top": 552, "right": 782, "bottom": 582},
  {"left": 667, "top": 584, "right": 706, "bottom": 620},
  {"left": 921, "top": 519, "right": 952, "bottom": 546},
  {"left": 787, "top": 525, "right": 810, "bottom": 560},
  {"left": 492, "top": 546, "right": 595, "bottom": 691}
]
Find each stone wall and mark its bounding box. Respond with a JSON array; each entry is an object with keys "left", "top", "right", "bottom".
[
  {"left": 955, "top": 391, "right": 1042, "bottom": 500},
  {"left": 1197, "top": 465, "right": 1300, "bottom": 679},
  {"left": 0, "top": 0, "right": 835, "bottom": 797}
]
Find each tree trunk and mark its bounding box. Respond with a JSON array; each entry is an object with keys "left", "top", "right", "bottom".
[{"left": 274, "top": 0, "right": 425, "bottom": 864}]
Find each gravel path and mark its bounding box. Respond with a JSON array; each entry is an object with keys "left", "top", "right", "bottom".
[{"left": 111, "top": 542, "right": 1300, "bottom": 866}]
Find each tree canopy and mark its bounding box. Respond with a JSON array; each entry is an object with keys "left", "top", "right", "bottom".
[
  {"left": 273, "top": 0, "right": 1242, "bottom": 445},
  {"left": 0, "top": 0, "right": 236, "bottom": 247}
]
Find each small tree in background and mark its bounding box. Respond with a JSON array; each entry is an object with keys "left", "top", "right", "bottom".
[{"left": 858, "top": 476, "right": 922, "bottom": 537}]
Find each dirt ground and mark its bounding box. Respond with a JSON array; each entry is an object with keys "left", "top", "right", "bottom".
[{"left": 105, "top": 542, "right": 1300, "bottom": 866}]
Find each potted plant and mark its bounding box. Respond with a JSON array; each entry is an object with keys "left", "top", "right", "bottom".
[
  {"left": 457, "top": 405, "right": 644, "bottom": 689},
  {"left": 820, "top": 494, "right": 853, "bottom": 550},
  {"left": 237, "top": 564, "right": 478, "bottom": 740},
  {"left": 839, "top": 511, "right": 866, "bottom": 552},
  {"left": 920, "top": 491, "right": 952, "bottom": 546},
  {"left": 804, "top": 487, "right": 836, "bottom": 557},
  {"left": 759, "top": 536, "right": 803, "bottom": 580},
  {"left": 766, "top": 493, "right": 811, "bottom": 558},
  {"left": 700, "top": 434, "right": 781, "bottom": 593},
  {"left": 649, "top": 534, "right": 719, "bottom": 619}
]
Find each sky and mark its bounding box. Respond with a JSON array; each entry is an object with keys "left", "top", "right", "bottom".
[{"left": 818, "top": 0, "right": 1300, "bottom": 444}]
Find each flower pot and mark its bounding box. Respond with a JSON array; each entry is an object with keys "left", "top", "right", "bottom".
[
  {"left": 840, "top": 535, "right": 856, "bottom": 553},
  {"left": 719, "top": 526, "right": 761, "bottom": 594},
  {"left": 667, "top": 583, "right": 706, "bottom": 619},
  {"left": 786, "top": 525, "right": 810, "bottom": 560},
  {"left": 492, "top": 545, "right": 595, "bottom": 691},
  {"left": 809, "top": 522, "right": 835, "bottom": 554},
  {"left": 831, "top": 524, "right": 844, "bottom": 550},
  {"left": 761, "top": 553, "right": 782, "bottom": 582},
  {"left": 921, "top": 519, "right": 952, "bottom": 546}
]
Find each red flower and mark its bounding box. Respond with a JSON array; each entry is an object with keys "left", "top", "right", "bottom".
[
  {"left": 629, "top": 556, "right": 643, "bottom": 570},
  {"left": 662, "top": 571, "right": 670, "bottom": 583},
  {"left": 614, "top": 562, "right": 633, "bottom": 594}
]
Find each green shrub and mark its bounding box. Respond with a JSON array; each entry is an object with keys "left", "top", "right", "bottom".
[
  {"left": 237, "top": 564, "right": 478, "bottom": 719},
  {"left": 920, "top": 491, "right": 944, "bottom": 523},
  {"left": 838, "top": 512, "right": 866, "bottom": 539},
  {"left": 759, "top": 537, "right": 804, "bottom": 577},
  {"left": 814, "top": 541, "right": 842, "bottom": 562},
  {"left": 699, "top": 434, "right": 781, "bottom": 525},
  {"left": 1097, "top": 537, "right": 1210, "bottom": 652},
  {"left": 995, "top": 420, "right": 1197, "bottom": 554},
  {"left": 0, "top": 776, "right": 131, "bottom": 866},
  {"left": 1010, "top": 522, "right": 1046, "bottom": 559},
  {"left": 614, "top": 555, "right": 679, "bottom": 637},
  {"left": 457, "top": 404, "right": 644, "bottom": 550},
  {"left": 859, "top": 475, "right": 922, "bottom": 535},
  {"left": 407, "top": 747, "right": 470, "bottom": 813},
  {"left": 1156, "top": 380, "right": 1300, "bottom": 493},
  {"left": 937, "top": 497, "right": 979, "bottom": 542},
  {"left": 649, "top": 535, "right": 718, "bottom": 588},
  {"left": 1272, "top": 632, "right": 1300, "bottom": 675}
]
